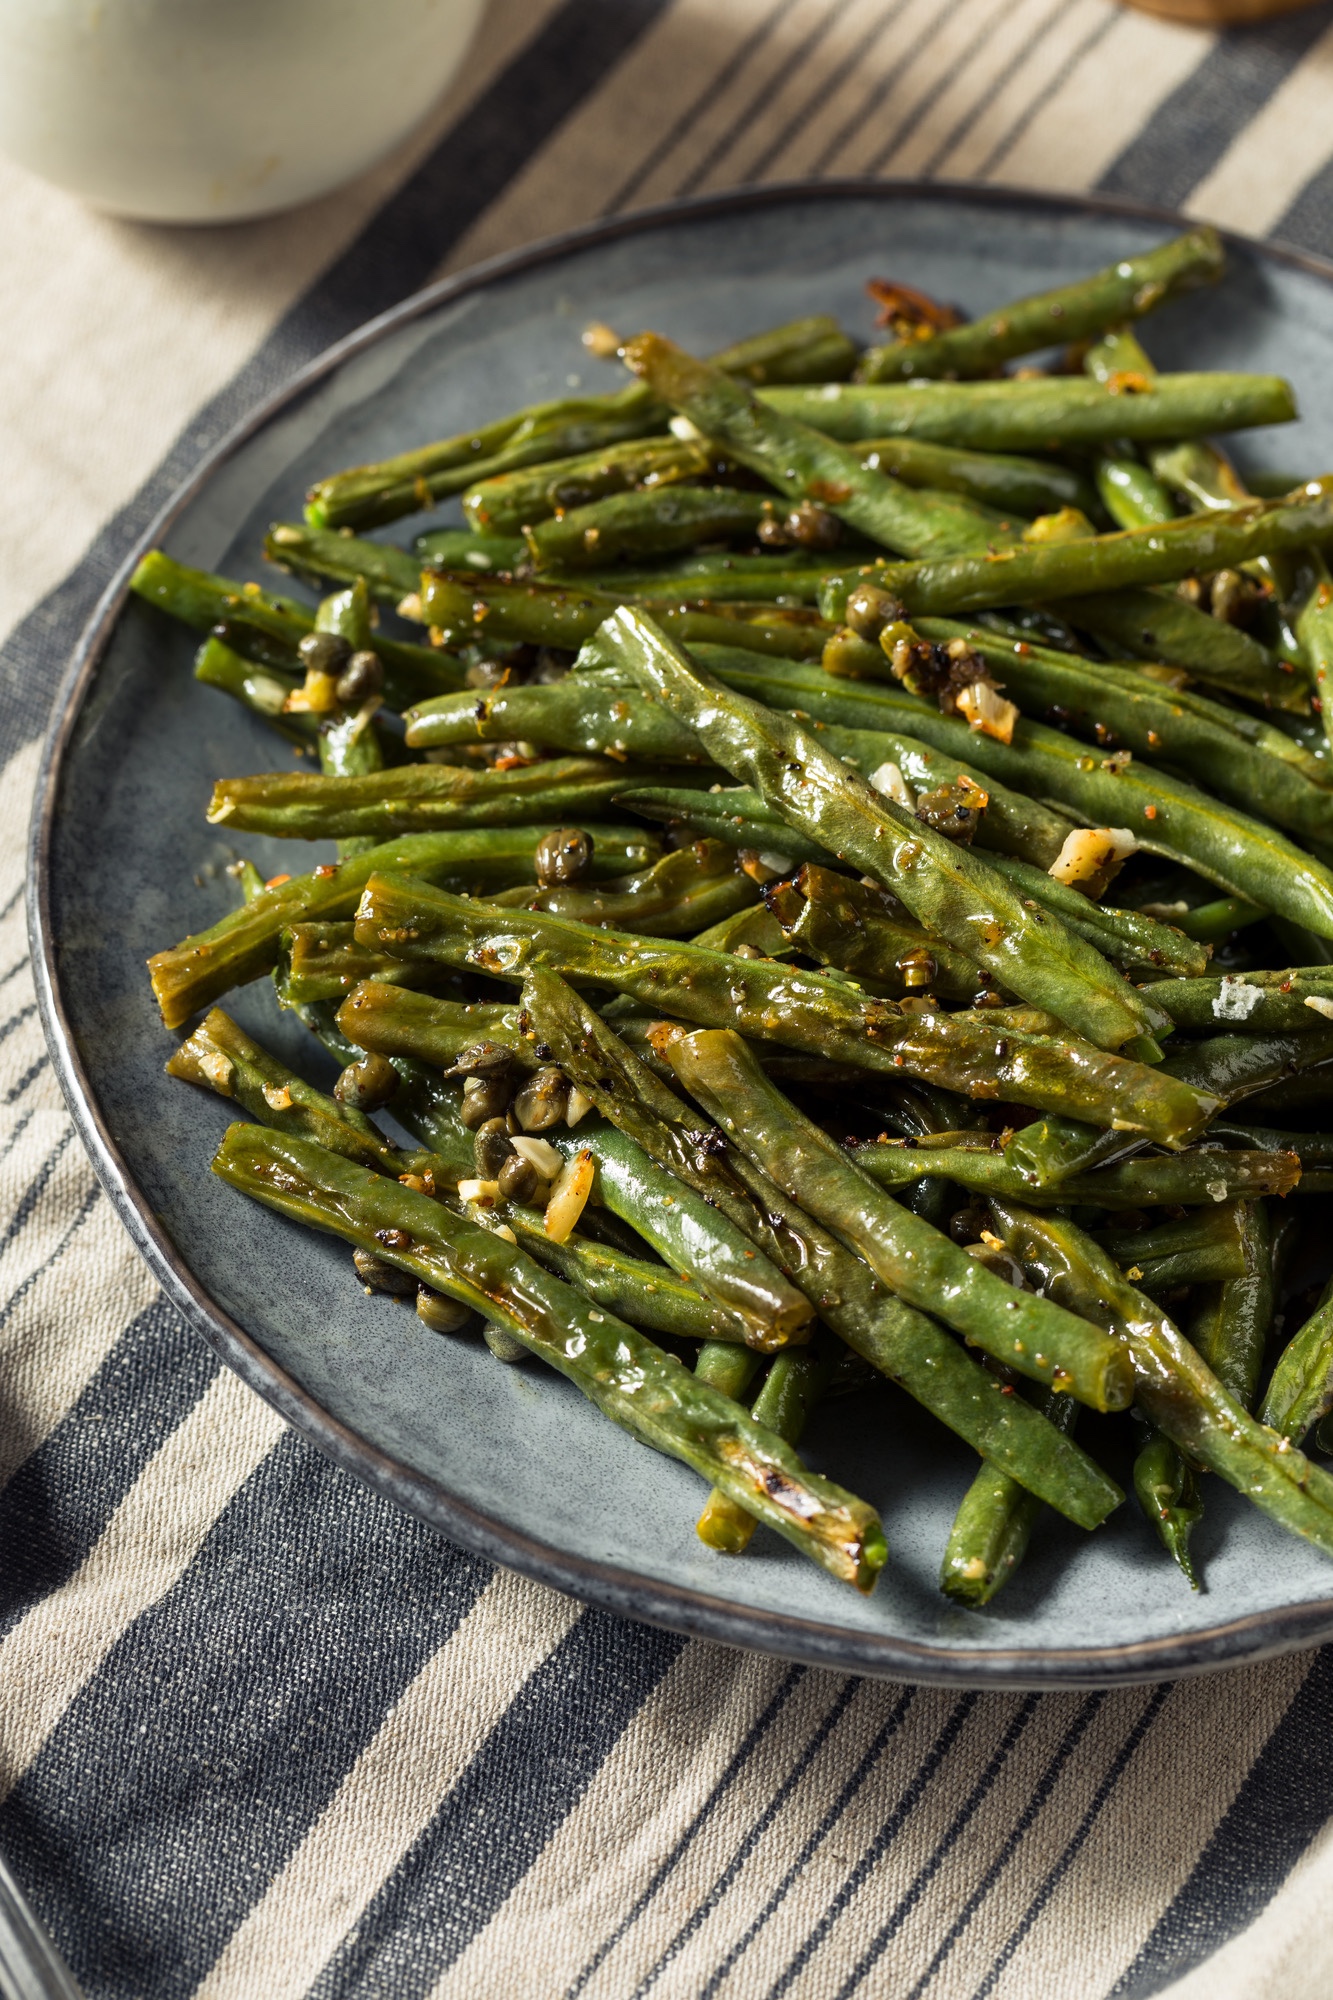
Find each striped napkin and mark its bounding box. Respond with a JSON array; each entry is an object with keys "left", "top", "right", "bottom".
[{"left": 6, "top": 2, "right": 1333, "bottom": 1994}]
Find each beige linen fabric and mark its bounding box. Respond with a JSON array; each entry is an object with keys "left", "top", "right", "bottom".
[{"left": 6, "top": 2, "right": 1333, "bottom": 1995}]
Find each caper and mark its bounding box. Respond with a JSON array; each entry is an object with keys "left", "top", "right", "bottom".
[
  {"left": 334, "top": 1052, "right": 398, "bottom": 1111},
  {"left": 534, "top": 827, "right": 594, "bottom": 887},
  {"left": 948, "top": 1206, "right": 989, "bottom": 1246},
  {"left": 497, "top": 1152, "right": 539, "bottom": 1204},
  {"left": 416, "top": 1284, "right": 475, "bottom": 1333},
  {"left": 334, "top": 648, "right": 384, "bottom": 705},
  {"left": 460, "top": 1073, "right": 512, "bottom": 1128},
  {"left": 784, "top": 501, "right": 842, "bottom": 551},
  {"left": 844, "top": 582, "right": 906, "bottom": 643},
  {"left": 298, "top": 629, "right": 353, "bottom": 676},
  {"left": 484, "top": 1324, "right": 528, "bottom": 1364},
  {"left": 474, "top": 1116, "right": 515, "bottom": 1179},
  {"left": 353, "top": 1247, "right": 415, "bottom": 1295},
  {"left": 513, "top": 1066, "right": 569, "bottom": 1132}
]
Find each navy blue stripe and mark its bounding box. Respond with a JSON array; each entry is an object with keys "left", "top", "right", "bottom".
[
  {"left": 675, "top": 0, "right": 843, "bottom": 199},
  {"left": 1, "top": 1431, "right": 494, "bottom": 2000},
  {"left": 567, "top": 1661, "right": 807, "bottom": 1998},
  {"left": 0, "top": 1295, "right": 217, "bottom": 1639},
  {"left": 2, "top": 1056, "right": 48, "bottom": 1111},
  {"left": 0, "top": 1001, "right": 37, "bottom": 1048},
  {"left": 906, "top": 1695, "right": 1106, "bottom": 2000},
  {"left": 310, "top": 1610, "right": 686, "bottom": 2000},
  {"left": 1274, "top": 154, "right": 1333, "bottom": 264},
  {"left": 0, "top": 955, "right": 28, "bottom": 992},
  {"left": 0, "top": 883, "right": 23, "bottom": 922},
  {"left": 606, "top": 0, "right": 801, "bottom": 215},
  {"left": 835, "top": 1696, "right": 1041, "bottom": 2000},
  {"left": 0, "top": 0, "right": 670, "bottom": 758},
  {"left": 765, "top": 1694, "right": 979, "bottom": 2000},
  {"left": 1112, "top": 1651, "right": 1333, "bottom": 1998},
  {"left": 0, "top": 1129, "right": 75, "bottom": 1256},
  {"left": 693, "top": 1687, "right": 920, "bottom": 2000},
  {"left": 0, "top": 1180, "right": 100, "bottom": 1331},
  {"left": 633, "top": 1675, "right": 864, "bottom": 2000},
  {"left": 971, "top": 1685, "right": 1172, "bottom": 2000},
  {"left": 1098, "top": 5, "right": 1333, "bottom": 213},
  {"left": 741, "top": 0, "right": 916, "bottom": 185}
]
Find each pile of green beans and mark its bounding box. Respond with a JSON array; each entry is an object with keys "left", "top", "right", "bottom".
[{"left": 139, "top": 232, "right": 1333, "bottom": 1609}]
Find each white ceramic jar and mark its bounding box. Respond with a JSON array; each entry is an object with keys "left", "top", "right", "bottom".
[{"left": 0, "top": 0, "right": 486, "bottom": 222}]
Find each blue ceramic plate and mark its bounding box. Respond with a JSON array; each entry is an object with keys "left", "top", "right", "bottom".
[{"left": 30, "top": 184, "right": 1333, "bottom": 1687}]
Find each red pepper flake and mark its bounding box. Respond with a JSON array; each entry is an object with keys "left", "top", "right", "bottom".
[
  {"left": 265, "top": 873, "right": 291, "bottom": 888},
  {"left": 1143, "top": 805, "right": 1158, "bottom": 820},
  {"left": 313, "top": 863, "right": 340, "bottom": 879}
]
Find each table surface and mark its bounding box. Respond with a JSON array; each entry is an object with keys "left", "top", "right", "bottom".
[{"left": 6, "top": 3, "right": 1333, "bottom": 1997}]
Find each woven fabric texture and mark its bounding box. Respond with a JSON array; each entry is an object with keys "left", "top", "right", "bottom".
[{"left": 7, "top": 2, "right": 1333, "bottom": 1994}]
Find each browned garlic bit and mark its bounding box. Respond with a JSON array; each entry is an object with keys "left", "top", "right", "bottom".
[{"left": 1048, "top": 826, "right": 1138, "bottom": 899}]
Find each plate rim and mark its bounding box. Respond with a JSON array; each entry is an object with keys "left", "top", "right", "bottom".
[{"left": 28, "top": 175, "right": 1333, "bottom": 1689}]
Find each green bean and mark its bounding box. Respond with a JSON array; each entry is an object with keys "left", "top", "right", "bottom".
[
  {"left": 213, "top": 1123, "right": 879, "bottom": 1585},
  {"left": 690, "top": 902, "right": 794, "bottom": 958},
  {"left": 405, "top": 667, "right": 707, "bottom": 761},
  {"left": 193, "top": 636, "right": 315, "bottom": 744},
  {"left": 856, "top": 436, "right": 1096, "bottom": 519},
  {"left": 767, "top": 866, "right": 989, "bottom": 1002},
  {"left": 304, "top": 316, "right": 861, "bottom": 531},
  {"left": 486, "top": 838, "right": 759, "bottom": 938},
  {"left": 979, "top": 855, "right": 1208, "bottom": 978},
  {"left": 265, "top": 524, "right": 421, "bottom": 603},
  {"left": 1211, "top": 1120, "right": 1333, "bottom": 1188},
  {"left": 913, "top": 620, "right": 1333, "bottom": 844},
  {"left": 166, "top": 1007, "right": 428, "bottom": 1178},
  {"left": 465, "top": 435, "right": 724, "bottom": 535},
  {"left": 520, "top": 975, "right": 1122, "bottom": 1520},
  {"left": 147, "top": 824, "right": 659, "bottom": 1030},
  {"left": 1295, "top": 558, "right": 1333, "bottom": 758},
  {"left": 663, "top": 1026, "right": 1134, "bottom": 1411},
  {"left": 595, "top": 605, "right": 1168, "bottom": 1051},
  {"left": 1094, "top": 454, "right": 1177, "bottom": 532},
  {"left": 335, "top": 983, "right": 533, "bottom": 1073},
  {"left": 576, "top": 551, "right": 843, "bottom": 604},
  {"left": 1262, "top": 1273, "right": 1333, "bottom": 1442},
  {"left": 1049, "top": 587, "right": 1305, "bottom": 712},
  {"left": 357, "top": 871, "right": 1216, "bottom": 1138},
  {"left": 417, "top": 571, "right": 830, "bottom": 660},
  {"left": 852, "top": 1135, "right": 1299, "bottom": 1208},
  {"left": 1144, "top": 970, "right": 1333, "bottom": 1036},
  {"left": 763, "top": 372, "right": 1295, "bottom": 452},
  {"left": 1133, "top": 1434, "right": 1203, "bottom": 1589},
  {"left": 621, "top": 331, "right": 1019, "bottom": 559},
  {"left": 414, "top": 527, "right": 528, "bottom": 571},
  {"left": 799, "top": 638, "right": 1333, "bottom": 934},
  {"left": 616, "top": 786, "right": 834, "bottom": 868},
  {"left": 504, "top": 1207, "right": 747, "bottom": 1346},
  {"left": 1099, "top": 1204, "right": 1248, "bottom": 1292},
  {"left": 277, "top": 923, "right": 461, "bottom": 1005},
  {"left": 312, "top": 583, "right": 385, "bottom": 859},
  {"left": 818, "top": 486, "right": 1333, "bottom": 622},
  {"left": 526, "top": 486, "right": 772, "bottom": 570},
  {"left": 131, "top": 549, "right": 467, "bottom": 706},
  {"left": 987, "top": 1198, "right": 1333, "bottom": 1563},
  {"left": 941, "top": 1387, "right": 1079, "bottom": 1607},
  {"left": 697, "top": 1345, "right": 833, "bottom": 1553},
  {"left": 1161, "top": 1024, "right": 1333, "bottom": 1107},
  {"left": 1167, "top": 896, "right": 1267, "bottom": 944},
  {"left": 1187, "top": 1201, "right": 1272, "bottom": 1411},
  {"left": 205, "top": 756, "right": 689, "bottom": 840},
  {"left": 859, "top": 228, "right": 1225, "bottom": 383}
]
